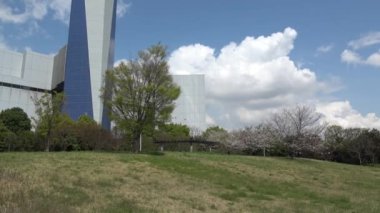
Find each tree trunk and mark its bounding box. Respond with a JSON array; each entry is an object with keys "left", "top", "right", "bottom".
[
  {"left": 263, "top": 147, "right": 266, "bottom": 157},
  {"left": 46, "top": 137, "right": 50, "bottom": 152},
  {"left": 46, "top": 129, "right": 51, "bottom": 152},
  {"left": 132, "top": 135, "right": 140, "bottom": 153}
]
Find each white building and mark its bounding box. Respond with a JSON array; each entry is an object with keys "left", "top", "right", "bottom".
[
  {"left": 172, "top": 75, "right": 206, "bottom": 131},
  {"left": 0, "top": 48, "right": 66, "bottom": 119},
  {"left": 0, "top": 0, "right": 206, "bottom": 131}
]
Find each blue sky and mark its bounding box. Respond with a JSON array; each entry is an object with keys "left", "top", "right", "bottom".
[{"left": 1, "top": 0, "right": 380, "bottom": 129}]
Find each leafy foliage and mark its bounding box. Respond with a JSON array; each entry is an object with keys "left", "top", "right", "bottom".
[
  {"left": 324, "top": 127, "right": 380, "bottom": 165},
  {"left": 203, "top": 126, "right": 227, "bottom": 139},
  {"left": 103, "top": 44, "right": 181, "bottom": 151},
  {"left": 155, "top": 123, "right": 190, "bottom": 140},
  {"left": 32, "top": 92, "right": 65, "bottom": 152},
  {"left": 0, "top": 121, "right": 11, "bottom": 152},
  {"left": 0, "top": 107, "right": 31, "bottom": 133}
]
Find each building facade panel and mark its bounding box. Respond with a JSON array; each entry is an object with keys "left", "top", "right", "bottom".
[
  {"left": 0, "top": 49, "right": 54, "bottom": 90},
  {"left": 0, "top": 49, "right": 23, "bottom": 77},
  {"left": 84, "top": 0, "right": 116, "bottom": 127},
  {"left": 63, "top": 0, "right": 94, "bottom": 120},
  {"left": 0, "top": 85, "right": 45, "bottom": 121},
  {"left": 102, "top": 0, "right": 117, "bottom": 128},
  {"left": 22, "top": 51, "right": 54, "bottom": 89},
  {"left": 63, "top": 0, "right": 116, "bottom": 128},
  {"left": 51, "top": 46, "right": 67, "bottom": 89},
  {"left": 172, "top": 75, "right": 206, "bottom": 131}
]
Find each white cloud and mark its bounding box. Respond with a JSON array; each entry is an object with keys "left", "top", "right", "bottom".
[
  {"left": 348, "top": 32, "right": 380, "bottom": 50},
  {"left": 0, "top": 2, "right": 28, "bottom": 24},
  {"left": 169, "top": 28, "right": 338, "bottom": 128},
  {"left": 114, "top": 59, "right": 129, "bottom": 67},
  {"left": 316, "top": 44, "right": 333, "bottom": 53},
  {"left": 206, "top": 115, "right": 216, "bottom": 126},
  {"left": 341, "top": 49, "right": 380, "bottom": 68},
  {"left": 317, "top": 101, "right": 380, "bottom": 129},
  {"left": 0, "top": 33, "right": 9, "bottom": 50},
  {"left": 342, "top": 32, "right": 380, "bottom": 68},
  {"left": 0, "top": 0, "right": 49, "bottom": 24},
  {"left": 114, "top": 29, "right": 379, "bottom": 130},
  {"left": 366, "top": 52, "right": 380, "bottom": 67},
  {"left": 0, "top": 1, "right": 128, "bottom": 26},
  {"left": 49, "top": 0, "right": 71, "bottom": 24},
  {"left": 0, "top": 0, "right": 128, "bottom": 43},
  {"left": 341, "top": 49, "right": 362, "bottom": 64},
  {"left": 117, "top": 0, "right": 131, "bottom": 18}
]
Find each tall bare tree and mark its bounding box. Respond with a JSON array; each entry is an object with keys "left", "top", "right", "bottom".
[{"left": 268, "top": 105, "right": 326, "bottom": 157}]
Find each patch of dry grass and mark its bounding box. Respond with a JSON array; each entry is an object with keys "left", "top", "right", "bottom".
[{"left": 0, "top": 152, "right": 379, "bottom": 212}]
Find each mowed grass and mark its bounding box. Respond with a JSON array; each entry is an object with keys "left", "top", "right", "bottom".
[{"left": 0, "top": 152, "right": 379, "bottom": 212}]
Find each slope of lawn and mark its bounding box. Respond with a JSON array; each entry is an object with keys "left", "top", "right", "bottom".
[{"left": 0, "top": 152, "right": 379, "bottom": 212}]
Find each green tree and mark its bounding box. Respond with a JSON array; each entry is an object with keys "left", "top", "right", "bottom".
[
  {"left": 32, "top": 92, "right": 65, "bottom": 152},
  {"left": 203, "top": 126, "right": 227, "bottom": 139},
  {"left": 103, "top": 44, "right": 180, "bottom": 151},
  {"left": 324, "top": 125, "right": 345, "bottom": 161},
  {"left": 17, "top": 131, "right": 36, "bottom": 151},
  {"left": 77, "top": 114, "right": 97, "bottom": 126},
  {"left": 156, "top": 123, "right": 190, "bottom": 140},
  {"left": 76, "top": 115, "right": 103, "bottom": 150},
  {"left": 0, "top": 121, "right": 10, "bottom": 151},
  {"left": 0, "top": 107, "right": 31, "bottom": 133},
  {"left": 202, "top": 126, "right": 230, "bottom": 153},
  {"left": 0, "top": 121, "right": 17, "bottom": 152},
  {"left": 50, "top": 114, "right": 78, "bottom": 151}
]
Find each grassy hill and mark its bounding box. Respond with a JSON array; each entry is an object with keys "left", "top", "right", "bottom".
[{"left": 0, "top": 152, "right": 379, "bottom": 212}]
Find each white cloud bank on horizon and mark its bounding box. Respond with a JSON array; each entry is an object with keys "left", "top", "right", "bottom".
[
  {"left": 168, "top": 28, "right": 380, "bottom": 129},
  {"left": 317, "top": 101, "right": 380, "bottom": 129},
  {"left": 341, "top": 32, "right": 380, "bottom": 68}
]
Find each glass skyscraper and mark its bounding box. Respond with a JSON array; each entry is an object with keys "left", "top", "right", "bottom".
[
  {"left": 64, "top": 0, "right": 117, "bottom": 129},
  {"left": 0, "top": 0, "right": 206, "bottom": 132}
]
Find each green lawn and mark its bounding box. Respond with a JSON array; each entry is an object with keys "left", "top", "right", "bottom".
[{"left": 0, "top": 152, "right": 379, "bottom": 212}]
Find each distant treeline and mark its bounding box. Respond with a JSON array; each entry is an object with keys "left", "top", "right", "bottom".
[
  {"left": 1, "top": 105, "right": 380, "bottom": 166},
  {"left": 204, "top": 105, "right": 380, "bottom": 166}
]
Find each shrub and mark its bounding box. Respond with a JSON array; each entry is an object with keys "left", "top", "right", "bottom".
[{"left": 0, "top": 107, "right": 32, "bottom": 134}]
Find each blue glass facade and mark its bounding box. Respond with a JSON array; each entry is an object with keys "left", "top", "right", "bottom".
[
  {"left": 102, "top": 0, "right": 117, "bottom": 129},
  {"left": 63, "top": 0, "right": 93, "bottom": 120},
  {"left": 63, "top": 0, "right": 117, "bottom": 130}
]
